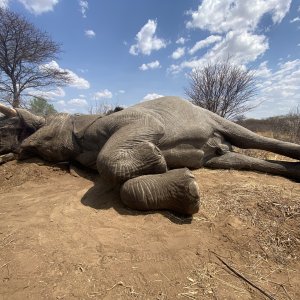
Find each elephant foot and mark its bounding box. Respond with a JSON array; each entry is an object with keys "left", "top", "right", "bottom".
[{"left": 120, "top": 168, "right": 200, "bottom": 215}]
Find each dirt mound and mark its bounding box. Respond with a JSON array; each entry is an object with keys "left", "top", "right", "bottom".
[
  {"left": 0, "top": 161, "right": 299, "bottom": 299},
  {"left": 0, "top": 159, "right": 68, "bottom": 193}
]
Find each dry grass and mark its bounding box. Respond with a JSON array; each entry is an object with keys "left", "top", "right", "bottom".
[
  {"left": 182, "top": 254, "right": 296, "bottom": 300},
  {"left": 190, "top": 169, "right": 300, "bottom": 299}
]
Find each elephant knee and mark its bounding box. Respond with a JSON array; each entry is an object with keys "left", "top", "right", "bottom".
[{"left": 97, "top": 141, "right": 167, "bottom": 183}]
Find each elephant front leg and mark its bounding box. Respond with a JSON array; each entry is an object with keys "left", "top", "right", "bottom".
[
  {"left": 97, "top": 122, "right": 167, "bottom": 183},
  {"left": 97, "top": 140, "right": 167, "bottom": 183},
  {"left": 120, "top": 168, "right": 200, "bottom": 215}
]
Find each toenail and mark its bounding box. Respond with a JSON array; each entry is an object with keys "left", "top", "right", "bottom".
[{"left": 188, "top": 181, "right": 199, "bottom": 198}]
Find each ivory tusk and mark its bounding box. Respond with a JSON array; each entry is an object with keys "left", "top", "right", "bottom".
[{"left": 0, "top": 103, "right": 17, "bottom": 117}]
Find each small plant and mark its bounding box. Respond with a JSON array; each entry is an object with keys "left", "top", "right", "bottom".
[{"left": 29, "top": 97, "right": 57, "bottom": 116}]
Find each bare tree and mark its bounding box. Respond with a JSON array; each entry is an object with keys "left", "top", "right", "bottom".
[
  {"left": 271, "top": 106, "right": 300, "bottom": 144},
  {"left": 0, "top": 8, "right": 70, "bottom": 108},
  {"left": 88, "top": 100, "right": 124, "bottom": 115},
  {"left": 185, "top": 60, "right": 257, "bottom": 119}
]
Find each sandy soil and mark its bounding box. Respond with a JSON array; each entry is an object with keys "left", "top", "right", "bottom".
[{"left": 0, "top": 159, "right": 299, "bottom": 300}]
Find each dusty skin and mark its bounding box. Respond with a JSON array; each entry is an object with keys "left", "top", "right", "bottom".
[{"left": 0, "top": 159, "right": 299, "bottom": 300}]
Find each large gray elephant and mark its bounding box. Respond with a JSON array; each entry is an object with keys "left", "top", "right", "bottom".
[{"left": 0, "top": 97, "right": 299, "bottom": 215}]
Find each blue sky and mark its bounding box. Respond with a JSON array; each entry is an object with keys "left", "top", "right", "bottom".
[{"left": 1, "top": 0, "right": 300, "bottom": 118}]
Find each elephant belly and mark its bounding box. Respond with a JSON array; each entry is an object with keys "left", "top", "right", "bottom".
[
  {"left": 75, "top": 151, "right": 98, "bottom": 169},
  {"left": 162, "top": 145, "right": 204, "bottom": 169}
]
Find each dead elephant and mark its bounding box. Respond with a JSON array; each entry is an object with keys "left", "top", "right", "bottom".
[{"left": 0, "top": 97, "right": 299, "bottom": 215}]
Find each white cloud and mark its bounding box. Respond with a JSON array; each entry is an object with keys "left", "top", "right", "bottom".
[
  {"left": 176, "top": 37, "right": 186, "bottom": 45},
  {"left": 129, "top": 19, "right": 166, "bottom": 55},
  {"left": 85, "top": 29, "right": 95, "bottom": 38},
  {"left": 142, "top": 93, "right": 164, "bottom": 101},
  {"left": 170, "top": 0, "right": 288, "bottom": 74},
  {"left": 186, "top": 0, "right": 291, "bottom": 32},
  {"left": 178, "top": 0, "right": 290, "bottom": 74},
  {"left": 56, "top": 100, "right": 66, "bottom": 106},
  {"left": 68, "top": 71, "right": 90, "bottom": 89},
  {"left": 18, "top": 0, "right": 59, "bottom": 14},
  {"left": 171, "top": 47, "right": 185, "bottom": 60},
  {"left": 205, "top": 30, "right": 268, "bottom": 64},
  {"left": 255, "top": 61, "right": 272, "bottom": 78},
  {"left": 94, "top": 89, "right": 113, "bottom": 99},
  {"left": 78, "top": 68, "right": 88, "bottom": 73},
  {"left": 189, "top": 35, "right": 222, "bottom": 55},
  {"left": 167, "top": 64, "right": 182, "bottom": 75},
  {"left": 139, "top": 60, "right": 161, "bottom": 71},
  {"left": 290, "top": 17, "right": 300, "bottom": 23},
  {"left": 28, "top": 87, "right": 66, "bottom": 99},
  {"left": 68, "top": 98, "right": 88, "bottom": 107},
  {"left": 0, "top": 0, "right": 9, "bottom": 8},
  {"left": 171, "top": 30, "right": 268, "bottom": 73},
  {"left": 118, "top": 90, "right": 125, "bottom": 94},
  {"left": 41, "top": 60, "right": 90, "bottom": 89},
  {"left": 79, "top": 0, "right": 88, "bottom": 18},
  {"left": 249, "top": 59, "right": 300, "bottom": 117}
]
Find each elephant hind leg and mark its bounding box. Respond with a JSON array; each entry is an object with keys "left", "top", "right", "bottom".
[
  {"left": 204, "top": 152, "right": 300, "bottom": 181},
  {"left": 120, "top": 168, "right": 200, "bottom": 215}
]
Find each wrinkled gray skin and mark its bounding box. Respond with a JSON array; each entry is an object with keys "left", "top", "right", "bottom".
[{"left": 1, "top": 97, "right": 300, "bottom": 215}]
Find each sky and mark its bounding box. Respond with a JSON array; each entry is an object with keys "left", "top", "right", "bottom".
[{"left": 0, "top": 0, "right": 300, "bottom": 118}]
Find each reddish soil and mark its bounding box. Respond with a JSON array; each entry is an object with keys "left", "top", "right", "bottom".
[{"left": 0, "top": 159, "right": 299, "bottom": 300}]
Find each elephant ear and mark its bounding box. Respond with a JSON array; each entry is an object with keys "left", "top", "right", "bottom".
[
  {"left": 15, "top": 108, "right": 45, "bottom": 131},
  {"left": 73, "top": 114, "right": 103, "bottom": 139}
]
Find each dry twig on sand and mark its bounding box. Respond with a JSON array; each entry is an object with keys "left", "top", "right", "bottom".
[
  {"left": 106, "top": 281, "right": 139, "bottom": 295},
  {"left": 211, "top": 251, "right": 276, "bottom": 300}
]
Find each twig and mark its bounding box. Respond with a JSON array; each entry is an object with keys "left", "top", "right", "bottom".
[
  {"left": 106, "top": 281, "right": 138, "bottom": 295},
  {"left": 178, "top": 292, "right": 196, "bottom": 299},
  {"left": 211, "top": 251, "right": 276, "bottom": 300},
  {"left": 0, "top": 239, "right": 15, "bottom": 248},
  {"left": 281, "top": 285, "right": 294, "bottom": 300},
  {"left": 212, "top": 288, "right": 219, "bottom": 300},
  {"left": 0, "top": 261, "right": 11, "bottom": 269},
  {"left": 160, "top": 272, "right": 170, "bottom": 281},
  {"left": 213, "top": 275, "right": 247, "bottom": 293},
  {"left": 1, "top": 231, "right": 15, "bottom": 242}
]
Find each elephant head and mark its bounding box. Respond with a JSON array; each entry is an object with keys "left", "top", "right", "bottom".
[
  {"left": 0, "top": 103, "right": 80, "bottom": 162},
  {"left": 0, "top": 103, "right": 42, "bottom": 155}
]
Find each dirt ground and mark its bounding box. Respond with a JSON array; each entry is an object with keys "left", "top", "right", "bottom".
[{"left": 0, "top": 159, "right": 299, "bottom": 300}]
